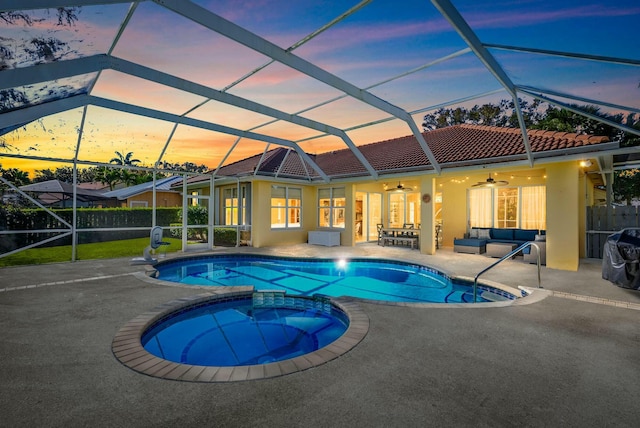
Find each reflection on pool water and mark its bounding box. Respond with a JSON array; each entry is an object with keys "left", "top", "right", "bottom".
[
  {"left": 142, "top": 293, "right": 349, "bottom": 366},
  {"left": 153, "top": 255, "right": 521, "bottom": 303}
]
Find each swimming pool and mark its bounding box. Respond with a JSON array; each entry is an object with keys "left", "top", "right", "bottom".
[
  {"left": 152, "top": 254, "right": 521, "bottom": 303},
  {"left": 112, "top": 291, "right": 369, "bottom": 382},
  {"left": 142, "top": 293, "right": 349, "bottom": 366}
]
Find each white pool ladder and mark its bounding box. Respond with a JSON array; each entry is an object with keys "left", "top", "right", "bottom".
[{"left": 473, "top": 242, "right": 542, "bottom": 302}]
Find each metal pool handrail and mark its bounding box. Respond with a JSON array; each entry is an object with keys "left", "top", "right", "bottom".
[{"left": 473, "top": 242, "right": 542, "bottom": 302}]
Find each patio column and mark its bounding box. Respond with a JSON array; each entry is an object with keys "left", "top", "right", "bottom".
[
  {"left": 546, "top": 161, "right": 580, "bottom": 271},
  {"left": 420, "top": 176, "right": 436, "bottom": 255}
]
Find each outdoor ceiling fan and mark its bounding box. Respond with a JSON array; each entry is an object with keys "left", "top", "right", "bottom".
[
  {"left": 472, "top": 174, "right": 509, "bottom": 188},
  {"left": 386, "top": 181, "right": 412, "bottom": 192}
]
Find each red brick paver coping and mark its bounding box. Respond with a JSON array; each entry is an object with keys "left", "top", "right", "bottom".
[{"left": 112, "top": 290, "right": 369, "bottom": 382}]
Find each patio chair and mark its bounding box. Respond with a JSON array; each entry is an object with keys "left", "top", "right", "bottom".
[
  {"left": 400, "top": 223, "right": 415, "bottom": 246},
  {"left": 376, "top": 223, "right": 385, "bottom": 245}
]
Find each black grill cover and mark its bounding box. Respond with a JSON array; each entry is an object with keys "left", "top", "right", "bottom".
[{"left": 602, "top": 228, "right": 640, "bottom": 290}]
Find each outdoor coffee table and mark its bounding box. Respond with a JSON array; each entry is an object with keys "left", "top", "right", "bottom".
[{"left": 486, "top": 242, "right": 517, "bottom": 258}]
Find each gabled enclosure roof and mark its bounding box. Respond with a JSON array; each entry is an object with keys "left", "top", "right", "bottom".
[{"left": 0, "top": 1, "right": 638, "bottom": 182}]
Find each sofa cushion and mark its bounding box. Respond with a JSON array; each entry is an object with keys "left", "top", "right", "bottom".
[
  {"left": 469, "top": 228, "right": 479, "bottom": 238},
  {"left": 491, "top": 228, "right": 514, "bottom": 240},
  {"left": 514, "top": 229, "right": 538, "bottom": 241}
]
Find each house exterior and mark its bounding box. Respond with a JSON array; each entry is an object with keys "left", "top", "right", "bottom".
[
  {"left": 103, "top": 176, "right": 183, "bottom": 208},
  {"left": 183, "top": 125, "right": 617, "bottom": 272}
]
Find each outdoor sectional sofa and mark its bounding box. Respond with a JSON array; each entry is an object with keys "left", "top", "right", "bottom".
[{"left": 453, "top": 227, "right": 545, "bottom": 255}]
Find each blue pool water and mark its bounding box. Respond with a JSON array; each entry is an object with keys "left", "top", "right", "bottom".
[
  {"left": 142, "top": 294, "right": 349, "bottom": 366},
  {"left": 154, "top": 255, "right": 519, "bottom": 303}
]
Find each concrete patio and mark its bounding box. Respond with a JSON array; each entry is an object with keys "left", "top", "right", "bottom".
[{"left": 1, "top": 245, "right": 639, "bottom": 427}]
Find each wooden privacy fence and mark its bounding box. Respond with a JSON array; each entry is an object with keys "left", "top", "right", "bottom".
[{"left": 586, "top": 205, "right": 640, "bottom": 258}]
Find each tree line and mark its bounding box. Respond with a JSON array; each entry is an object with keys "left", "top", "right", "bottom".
[
  {"left": 422, "top": 99, "right": 639, "bottom": 147},
  {"left": 0, "top": 150, "right": 209, "bottom": 192}
]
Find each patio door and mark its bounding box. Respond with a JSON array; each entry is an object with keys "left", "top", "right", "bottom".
[
  {"left": 388, "top": 192, "right": 420, "bottom": 227},
  {"left": 356, "top": 192, "right": 382, "bottom": 243}
]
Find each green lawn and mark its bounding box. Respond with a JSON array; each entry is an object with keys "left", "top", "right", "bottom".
[{"left": 0, "top": 237, "right": 183, "bottom": 267}]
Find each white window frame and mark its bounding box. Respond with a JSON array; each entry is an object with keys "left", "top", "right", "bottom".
[
  {"left": 129, "top": 200, "right": 148, "bottom": 208},
  {"left": 223, "top": 187, "right": 239, "bottom": 226},
  {"left": 271, "top": 186, "right": 302, "bottom": 229},
  {"left": 318, "top": 187, "right": 346, "bottom": 229}
]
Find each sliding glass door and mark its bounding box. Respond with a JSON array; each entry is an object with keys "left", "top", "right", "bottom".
[{"left": 356, "top": 192, "right": 382, "bottom": 243}]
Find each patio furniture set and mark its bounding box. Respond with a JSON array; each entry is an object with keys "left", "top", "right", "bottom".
[
  {"left": 453, "top": 227, "right": 546, "bottom": 264},
  {"left": 378, "top": 224, "right": 420, "bottom": 249}
]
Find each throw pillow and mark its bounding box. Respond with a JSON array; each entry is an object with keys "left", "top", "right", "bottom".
[
  {"left": 469, "top": 228, "right": 479, "bottom": 238},
  {"left": 478, "top": 229, "right": 491, "bottom": 239}
]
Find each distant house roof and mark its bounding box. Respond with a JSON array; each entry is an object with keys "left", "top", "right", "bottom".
[
  {"left": 19, "top": 180, "right": 112, "bottom": 204},
  {"left": 215, "top": 124, "right": 614, "bottom": 180},
  {"left": 77, "top": 182, "right": 111, "bottom": 192},
  {"left": 102, "top": 176, "right": 183, "bottom": 200}
]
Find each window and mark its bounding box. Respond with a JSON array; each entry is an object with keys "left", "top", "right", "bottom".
[
  {"left": 495, "top": 188, "right": 518, "bottom": 228},
  {"left": 318, "top": 187, "right": 345, "bottom": 228},
  {"left": 271, "top": 186, "right": 301, "bottom": 229},
  {"left": 468, "top": 186, "right": 546, "bottom": 230},
  {"left": 129, "top": 200, "right": 147, "bottom": 208},
  {"left": 388, "top": 192, "right": 420, "bottom": 228},
  {"left": 190, "top": 191, "right": 199, "bottom": 206},
  {"left": 223, "top": 188, "right": 238, "bottom": 225},
  {"left": 222, "top": 185, "right": 248, "bottom": 226}
]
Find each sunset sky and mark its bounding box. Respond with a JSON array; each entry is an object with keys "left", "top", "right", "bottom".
[{"left": 1, "top": 0, "right": 638, "bottom": 176}]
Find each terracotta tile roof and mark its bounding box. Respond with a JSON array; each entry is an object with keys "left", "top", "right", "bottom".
[{"left": 216, "top": 124, "right": 612, "bottom": 180}]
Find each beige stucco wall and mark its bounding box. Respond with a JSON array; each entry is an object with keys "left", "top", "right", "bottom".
[
  {"left": 546, "top": 162, "right": 580, "bottom": 270},
  {"left": 420, "top": 176, "right": 436, "bottom": 254},
  {"left": 436, "top": 177, "right": 467, "bottom": 247},
  {"left": 251, "top": 180, "right": 334, "bottom": 248}
]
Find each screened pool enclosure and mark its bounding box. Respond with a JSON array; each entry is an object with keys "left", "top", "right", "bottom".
[{"left": 1, "top": 0, "right": 638, "bottom": 262}]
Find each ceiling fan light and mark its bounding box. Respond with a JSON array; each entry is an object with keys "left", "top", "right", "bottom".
[{"left": 472, "top": 173, "right": 509, "bottom": 188}]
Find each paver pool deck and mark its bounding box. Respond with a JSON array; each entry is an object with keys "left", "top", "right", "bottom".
[{"left": 1, "top": 244, "right": 639, "bottom": 427}]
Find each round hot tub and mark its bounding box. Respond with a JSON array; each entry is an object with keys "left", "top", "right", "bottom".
[{"left": 112, "top": 291, "right": 368, "bottom": 382}]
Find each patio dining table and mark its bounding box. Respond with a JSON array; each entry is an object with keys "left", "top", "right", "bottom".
[{"left": 380, "top": 227, "right": 420, "bottom": 249}]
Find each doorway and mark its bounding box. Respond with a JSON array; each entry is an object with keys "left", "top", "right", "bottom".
[{"left": 355, "top": 192, "right": 382, "bottom": 243}]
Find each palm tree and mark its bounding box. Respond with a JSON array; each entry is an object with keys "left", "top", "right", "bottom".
[
  {"left": 109, "top": 151, "right": 141, "bottom": 189},
  {"left": 0, "top": 166, "right": 30, "bottom": 202},
  {"left": 96, "top": 166, "right": 121, "bottom": 191},
  {"left": 120, "top": 169, "right": 139, "bottom": 187},
  {"left": 1, "top": 167, "right": 30, "bottom": 186},
  {"left": 110, "top": 151, "right": 140, "bottom": 166}
]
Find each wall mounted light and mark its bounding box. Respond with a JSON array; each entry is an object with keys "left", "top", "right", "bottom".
[{"left": 579, "top": 160, "right": 592, "bottom": 168}]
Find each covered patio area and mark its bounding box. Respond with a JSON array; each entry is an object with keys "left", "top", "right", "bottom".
[{"left": 1, "top": 245, "right": 638, "bottom": 426}]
